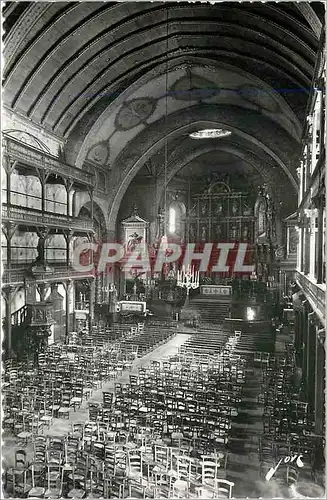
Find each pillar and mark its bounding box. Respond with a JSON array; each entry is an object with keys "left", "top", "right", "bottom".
[
  {"left": 89, "top": 278, "right": 96, "bottom": 324},
  {"left": 307, "top": 316, "right": 316, "bottom": 411},
  {"left": 2, "top": 222, "right": 17, "bottom": 272},
  {"left": 2, "top": 286, "right": 13, "bottom": 357},
  {"left": 37, "top": 170, "right": 50, "bottom": 213},
  {"left": 64, "top": 178, "right": 74, "bottom": 216},
  {"left": 315, "top": 335, "right": 325, "bottom": 435},
  {"left": 316, "top": 202, "right": 324, "bottom": 283},
  {"left": 63, "top": 280, "right": 73, "bottom": 343},
  {"left": 302, "top": 305, "right": 308, "bottom": 385}
]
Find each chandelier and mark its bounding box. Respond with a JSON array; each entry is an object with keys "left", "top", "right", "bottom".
[
  {"left": 189, "top": 128, "right": 232, "bottom": 139},
  {"left": 177, "top": 266, "right": 200, "bottom": 298},
  {"left": 159, "top": 6, "right": 170, "bottom": 254}
]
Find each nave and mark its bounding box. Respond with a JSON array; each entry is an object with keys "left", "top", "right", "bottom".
[{"left": 2, "top": 319, "right": 324, "bottom": 499}]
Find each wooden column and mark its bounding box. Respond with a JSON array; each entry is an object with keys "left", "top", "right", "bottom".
[
  {"left": 89, "top": 278, "right": 96, "bottom": 326},
  {"left": 64, "top": 230, "right": 74, "bottom": 267},
  {"left": 302, "top": 305, "right": 308, "bottom": 386},
  {"left": 63, "top": 280, "right": 73, "bottom": 343},
  {"left": 316, "top": 201, "right": 324, "bottom": 283},
  {"left": 2, "top": 287, "right": 13, "bottom": 356},
  {"left": 36, "top": 169, "right": 50, "bottom": 214},
  {"left": 3, "top": 157, "right": 17, "bottom": 206},
  {"left": 307, "top": 316, "right": 316, "bottom": 411},
  {"left": 88, "top": 187, "right": 94, "bottom": 221},
  {"left": 2, "top": 223, "right": 17, "bottom": 272},
  {"left": 64, "top": 178, "right": 74, "bottom": 216},
  {"left": 315, "top": 334, "right": 325, "bottom": 435}
]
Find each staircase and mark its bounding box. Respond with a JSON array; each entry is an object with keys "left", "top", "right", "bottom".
[
  {"left": 11, "top": 305, "right": 29, "bottom": 326},
  {"left": 182, "top": 296, "right": 231, "bottom": 325},
  {"left": 5, "top": 305, "right": 32, "bottom": 359},
  {"left": 233, "top": 326, "right": 275, "bottom": 356}
]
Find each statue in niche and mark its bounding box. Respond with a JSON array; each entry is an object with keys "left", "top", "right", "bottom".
[
  {"left": 189, "top": 225, "right": 196, "bottom": 241},
  {"left": 231, "top": 201, "right": 238, "bottom": 215},
  {"left": 201, "top": 203, "right": 207, "bottom": 216},
  {"left": 258, "top": 201, "right": 266, "bottom": 235},
  {"left": 257, "top": 262, "right": 263, "bottom": 276},
  {"left": 201, "top": 225, "right": 207, "bottom": 242},
  {"left": 243, "top": 203, "right": 252, "bottom": 216},
  {"left": 36, "top": 309, "right": 43, "bottom": 321},
  {"left": 215, "top": 224, "right": 222, "bottom": 240},
  {"left": 263, "top": 263, "right": 269, "bottom": 279},
  {"left": 215, "top": 202, "right": 223, "bottom": 216},
  {"left": 46, "top": 309, "right": 53, "bottom": 322},
  {"left": 230, "top": 226, "right": 238, "bottom": 240},
  {"left": 242, "top": 225, "right": 249, "bottom": 241}
]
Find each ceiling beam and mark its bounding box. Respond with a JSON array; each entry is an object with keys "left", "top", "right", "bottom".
[{"left": 295, "top": 4, "right": 323, "bottom": 39}]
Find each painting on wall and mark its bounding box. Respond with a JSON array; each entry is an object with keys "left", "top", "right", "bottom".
[{"left": 121, "top": 207, "right": 148, "bottom": 253}]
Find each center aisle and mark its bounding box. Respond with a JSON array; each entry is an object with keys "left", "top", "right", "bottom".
[
  {"left": 45, "top": 333, "right": 191, "bottom": 436},
  {"left": 226, "top": 363, "right": 264, "bottom": 497},
  {"left": 89, "top": 333, "right": 192, "bottom": 403}
]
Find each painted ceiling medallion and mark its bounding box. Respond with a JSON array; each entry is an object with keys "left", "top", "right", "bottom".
[
  {"left": 189, "top": 129, "right": 232, "bottom": 139},
  {"left": 87, "top": 141, "right": 109, "bottom": 166},
  {"left": 170, "top": 74, "right": 219, "bottom": 101},
  {"left": 116, "top": 98, "right": 157, "bottom": 130}
]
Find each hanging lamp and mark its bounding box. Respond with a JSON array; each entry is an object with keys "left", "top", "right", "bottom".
[{"left": 160, "top": 5, "right": 169, "bottom": 255}]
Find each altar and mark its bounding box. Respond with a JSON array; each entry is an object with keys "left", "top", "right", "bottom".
[
  {"left": 117, "top": 301, "right": 147, "bottom": 315},
  {"left": 200, "top": 285, "right": 232, "bottom": 297}
]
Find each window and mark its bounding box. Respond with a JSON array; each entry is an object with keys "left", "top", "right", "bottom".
[{"left": 169, "top": 206, "right": 176, "bottom": 233}]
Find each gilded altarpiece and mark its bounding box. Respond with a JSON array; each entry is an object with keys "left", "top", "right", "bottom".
[{"left": 187, "top": 182, "right": 255, "bottom": 243}]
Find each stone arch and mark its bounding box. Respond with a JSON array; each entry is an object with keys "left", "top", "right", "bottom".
[
  {"left": 78, "top": 200, "right": 108, "bottom": 239},
  {"left": 108, "top": 105, "right": 299, "bottom": 232},
  {"left": 155, "top": 143, "right": 292, "bottom": 209}
]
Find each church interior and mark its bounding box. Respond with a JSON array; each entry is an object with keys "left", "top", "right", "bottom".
[{"left": 1, "top": 2, "right": 326, "bottom": 498}]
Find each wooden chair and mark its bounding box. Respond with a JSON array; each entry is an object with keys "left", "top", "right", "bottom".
[
  {"left": 213, "top": 479, "right": 234, "bottom": 498},
  {"left": 12, "top": 467, "right": 32, "bottom": 498},
  {"left": 127, "top": 449, "right": 146, "bottom": 497},
  {"left": 44, "top": 464, "right": 63, "bottom": 498},
  {"left": 28, "top": 464, "right": 46, "bottom": 498},
  {"left": 169, "top": 455, "right": 195, "bottom": 498}
]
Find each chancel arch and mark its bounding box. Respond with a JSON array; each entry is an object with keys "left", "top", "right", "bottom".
[{"left": 107, "top": 107, "right": 299, "bottom": 234}]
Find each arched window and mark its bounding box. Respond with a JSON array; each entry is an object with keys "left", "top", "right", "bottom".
[
  {"left": 169, "top": 206, "right": 177, "bottom": 233},
  {"left": 167, "top": 201, "right": 186, "bottom": 238}
]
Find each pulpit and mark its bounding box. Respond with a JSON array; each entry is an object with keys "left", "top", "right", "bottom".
[{"left": 28, "top": 302, "right": 55, "bottom": 354}]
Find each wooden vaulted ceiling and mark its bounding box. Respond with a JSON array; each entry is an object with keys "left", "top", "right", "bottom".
[{"left": 3, "top": 1, "right": 324, "bottom": 141}]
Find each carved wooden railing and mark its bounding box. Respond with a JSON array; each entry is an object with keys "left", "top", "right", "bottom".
[
  {"left": 2, "top": 265, "right": 94, "bottom": 285},
  {"left": 296, "top": 271, "right": 325, "bottom": 319},
  {"left": 2, "top": 205, "right": 94, "bottom": 232},
  {"left": 3, "top": 134, "right": 94, "bottom": 186},
  {"left": 11, "top": 304, "right": 28, "bottom": 326}
]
